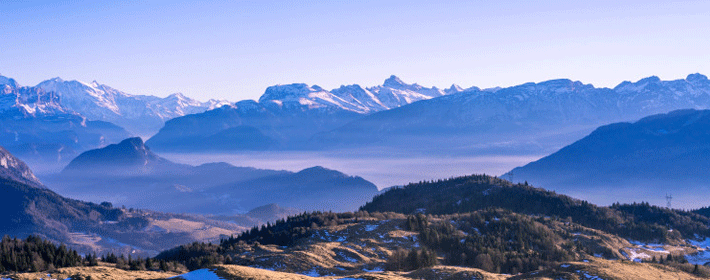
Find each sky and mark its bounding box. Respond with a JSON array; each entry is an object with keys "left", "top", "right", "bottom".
[{"left": 2, "top": 0, "right": 710, "bottom": 101}]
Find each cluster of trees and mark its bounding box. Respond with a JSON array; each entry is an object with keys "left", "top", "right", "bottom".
[
  {"left": 0, "top": 234, "right": 186, "bottom": 274},
  {"left": 644, "top": 253, "right": 710, "bottom": 277},
  {"left": 101, "top": 252, "right": 182, "bottom": 272},
  {"left": 156, "top": 211, "right": 404, "bottom": 270},
  {"left": 153, "top": 241, "right": 229, "bottom": 270},
  {"left": 221, "top": 211, "right": 399, "bottom": 247},
  {"left": 402, "top": 211, "right": 579, "bottom": 274},
  {"left": 0, "top": 235, "right": 82, "bottom": 273},
  {"left": 693, "top": 206, "right": 710, "bottom": 218},
  {"left": 361, "top": 174, "right": 710, "bottom": 243},
  {"left": 386, "top": 248, "right": 437, "bottom": 271}
]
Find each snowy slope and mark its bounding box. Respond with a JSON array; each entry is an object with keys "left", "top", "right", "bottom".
[
  {"left": 0, "top": 77, "right": 69, "bottom": 117},
  {"left": 258, "top": 75, "right": 449, "bottom": 114},
  {"left": 36, "top": 77, "right": 229, "bottom": 136}
]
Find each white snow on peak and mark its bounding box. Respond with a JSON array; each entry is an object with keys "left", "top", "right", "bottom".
[
  {"left": 446, "top": 84, "right": 464, "bottom": 94},
  {"left": 31, "top": 76, "right": 229, "bottom": 135},
  {"left": 256, "top": 76, "right": 450, "bottom": 114},
  {"left": 260, "top": 83, "right": 372, "bottom": 113}
]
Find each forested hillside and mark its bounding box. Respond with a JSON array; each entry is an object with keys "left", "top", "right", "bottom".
[{"left": 361, "top": 174, "right": 710, "bottom": 243}]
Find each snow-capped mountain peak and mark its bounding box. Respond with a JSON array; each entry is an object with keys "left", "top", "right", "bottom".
[
  {"left": 383, "top": 75, "right": 407, "bottom": 88},
  {"left": 446, "top": 84, "right": 464, "bottom": 94},
  {"left": 259, "top": 83, "right": 322, "bottom": 103},
  {"left": 0, "top": 75, "right": 19, "bottom": 88},
  {"left": 25, "top": 76, "right": 231, "bottom": 135},
  {"left": 259, "top": 83, "right": 371, "bottom": 112},
  {"left": 255, "top": 76, "right": 452, "bottom": 114}
]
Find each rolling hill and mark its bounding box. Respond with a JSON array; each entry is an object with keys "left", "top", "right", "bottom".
[{"left": 507, "top": 109, "right": 710, "bottom": 208}]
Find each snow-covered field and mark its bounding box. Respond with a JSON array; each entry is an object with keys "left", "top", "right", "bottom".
[{"left": 687, "top": 237, "right": 710, "bottom": 265}]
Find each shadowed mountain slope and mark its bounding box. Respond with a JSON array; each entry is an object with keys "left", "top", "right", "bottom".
[{"left": 507, "top": 109, "right": 710, "bottom": 208}]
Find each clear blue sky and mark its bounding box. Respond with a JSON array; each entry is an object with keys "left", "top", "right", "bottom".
[{"left": 2, "top": 0, "right": 709, "bottom": 101}]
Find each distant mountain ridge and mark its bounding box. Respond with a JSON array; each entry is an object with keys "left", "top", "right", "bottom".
[
  {"left": 0, "top": 77, "right": 131, "bottom": 168},
  {"left": 45, "top": 137, "right": 379, "bottom": 214},
  {"left": 313, "top": 73, "right": 710, "bottom": 154},
  {"left": 148, "top": 73, "right": 710, "bottom": 154},
  {"left": 258, "top": 75, "right": 452, "bottom": 114},
  {"left": 0, "top": 75, "right": 230, "bottom": 136},
  {"left": 0, "top": 74, "right": 231, "bottom": 171},
  {"left": 35, "top": 77, "right": 230, "bottom": 136},
  {"left": 147, "top": 75, "right": 449, "bottom": 151},
  {"left": 507, "top": 109, "right": 710, "bottom": 208}
]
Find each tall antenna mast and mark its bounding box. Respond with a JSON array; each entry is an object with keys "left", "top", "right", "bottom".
[{"left": 665, "top": 193, "right": 672, "bottom": 208}]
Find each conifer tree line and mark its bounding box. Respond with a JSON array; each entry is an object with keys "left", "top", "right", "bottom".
[
  {"left": 100, "top": 252, "right": 182, "bottom": 272},
  {"left": 0, "top": 235, "right": 184, "bottom": 273},
  {"left": 0, "top": 235, "right": 82, "bottom": 273}
]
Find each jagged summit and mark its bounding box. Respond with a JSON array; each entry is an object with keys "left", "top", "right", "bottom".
[
  {"left": 447, "top": 84, "right": 463, "bottom": 93},
  {"left": 0, "top": 75, "right": 19, "bottom": 88},
  {"left": 252, "top": 75, "right": 449, "bottom": 114},
  {"left": 259, "top": 83, "right": 323, "bottom": 103},
  {"left": 62, "top": 137, "right": 171, "bottom": 174},
  {"left": 119, "top": 137, "right": 148, "bottom": 151},
  {"left": 383, "top": 75, "right": 406, "bottom": 88},
  {"left": 12, "top": 74, "right": 231, "bottom": 136}
]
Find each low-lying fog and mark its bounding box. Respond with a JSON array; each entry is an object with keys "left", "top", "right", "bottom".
[{"left": 160, "top": 151, "right": 543, "bottom": 190}]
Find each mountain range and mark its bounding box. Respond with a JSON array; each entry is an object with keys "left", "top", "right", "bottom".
[
  {"left": 146, "top": 75, "right": 452, "bottom": 152},
  {"left": 507, "top": 109, "right": 710, "bottom": 208},
  {"left": 12, "top": 73, "right": 710, "bottom": 159},
  {"left": 148, "top": 73, "right": 710, "bottom": 156},
  {"left": 42, "top": 137, "right": 379, "bottom": 214},
  {"left": 0, "top": 74, "right": 230, "bottom": 173},
  {"left": 34, "top": 77, "right": 229, "bottom": 136}
]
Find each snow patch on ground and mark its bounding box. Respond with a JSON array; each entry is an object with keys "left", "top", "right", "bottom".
[
  {"left": 301, "top": 267, "right": 323, "bottom": 277},
  {"left": 690, "top": 237, "right": 710, "bottom": 248},
  {"left": 628, "top": 240, "right": 664, "bottom": 247},
  {"left": 685, "top": 236, "right": 710, "bottom": 265},
  {"left": 337, "top": 252, "right": 359, "bottom": 263},
  {"left": 686, "top": 250, "right": 710, "bottom": 265},
  {"left": 621, "top": 247, "right": 651, "bottom": 262},
  {"left": 170, "top": 268, "right": 225, "bottom": 280},
  {"left": 364, "top": 224, "right": 378, "bottom": 232}
]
